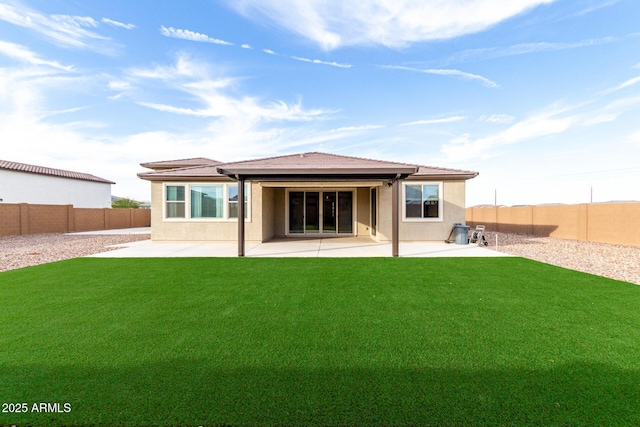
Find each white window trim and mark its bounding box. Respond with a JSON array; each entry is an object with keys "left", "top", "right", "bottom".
[
  {"left": 402, "top": 181, "right": 444, "bottom": 222},
  {"left": 162, "top": 182, "right": 251, "bottom": 222}
]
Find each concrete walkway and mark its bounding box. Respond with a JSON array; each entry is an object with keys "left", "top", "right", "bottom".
[{"left": 86, "top": 234, "right": 512, "bottom": 258}]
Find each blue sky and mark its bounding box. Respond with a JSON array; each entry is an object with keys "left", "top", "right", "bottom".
[{"left": 1, "top": 0, "right": 639, "bottom": 206}]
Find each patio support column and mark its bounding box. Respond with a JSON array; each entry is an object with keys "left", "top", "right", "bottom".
[
  {"left": 237, "top": 176, "right": 245, "bottom": 257},
  {"left": 392, "top": 175, "right": 399, "bottom": 257}
]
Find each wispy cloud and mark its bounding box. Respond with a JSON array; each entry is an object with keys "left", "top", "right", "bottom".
[
  {"left": 480, "top": 114, "right": 515, "bottom": 124},
  {"left": 160, "top": 26, "right": 233, "bottom": 46},
  {"left": 449, "top": 36, "right": 621, "bottom": 63},
  {"left": 441, "top": 103, "right": 579, "bottom": 161},
  {"left": 332, "top": 125, "right": 385, "bottom": 132},
  {"left": 0, "top": 2, "right": 112, "bottom": 51},
  {"left": 0, "top": 40, "right": 74, "bottom": 71},
  {"left": 125, "top": 54, "right": 333, "bottom": 123},
  {"left": 102, "top": 18, "right": 136, "bottom": 30},
  {"left": 241, "top": 44, "right": 252, "bottom": 49},
  {"left": 291, "top": 56, "right": 351, "bottom": 68},
  {"left": 263, "top": 49, "right": 276, "bottom": 55},
  {"left": 600, "top": 75, "right": 640, "bottom": 94},
  {"left": 223, "top": 0, "right": 556, "bottom": 50},
  {"left": 573, "top": 0, "right": 620, "bottom": 17},
  {"left": 382, "top": 65, "right": 498, "bottom": 88},
  {"left": 401, "top": 116, "right": 466, "bottom": 126}
]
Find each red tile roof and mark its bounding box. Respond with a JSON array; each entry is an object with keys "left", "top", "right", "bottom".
[{"left": 0, "top": 160, "right": 115, "bottom": 184}]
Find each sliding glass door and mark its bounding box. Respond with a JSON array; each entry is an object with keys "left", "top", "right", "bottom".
[{"left": 288, "top": 190, "right": 353, "bottom": 235}]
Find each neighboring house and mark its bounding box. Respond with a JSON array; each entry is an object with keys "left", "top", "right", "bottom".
[
  {"left": 0, "top": 160, "right": 114, "bottom": 208},
  {"left": 138, "top": 152, "right": 478, "bottom": 256}
]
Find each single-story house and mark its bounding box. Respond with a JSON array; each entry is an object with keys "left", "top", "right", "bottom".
[
  {"left": 0, "top": 160, "right": 114, "bottom": 208},
  {"left": 138, "top": 152, "right": 478, "bottom": 256}
]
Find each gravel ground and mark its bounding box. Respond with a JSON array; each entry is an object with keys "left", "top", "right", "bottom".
[
  {"left": 0, "top": 233, "right": 150, "bottom": 272},
  {"left": 481, "top": 231, "right": 640, "bottom": 285},
  {"left": 1, "top": 232, "right": 638, "bottom": 285}
]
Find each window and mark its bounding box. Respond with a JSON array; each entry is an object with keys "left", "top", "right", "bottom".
[
  {"left": 403, "top": 182, "right": 443, "bottom": 221},
  {"left": 191, "top": 186, "right": 223, "bottom": 218},
  {"left": 166, "top": 186, "right": 185, "bottom": 218},
  {"left": 164, "top": 183, "right": 250, "bottom": 221},
  {"left": 228, "top": 184, "right": 248, "bottom": 219}
]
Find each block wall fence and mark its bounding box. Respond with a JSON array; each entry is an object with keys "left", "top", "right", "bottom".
[
  {"left": 466, "top": 202, "right": 640, "bottom": 247},
  {"left": 0, "top": 203, "right": 151, "bottom": 237}
]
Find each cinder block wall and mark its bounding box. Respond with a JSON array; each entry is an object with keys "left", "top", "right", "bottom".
[{"left": 466, "top": 203, "right": 640, "bottom": 247}]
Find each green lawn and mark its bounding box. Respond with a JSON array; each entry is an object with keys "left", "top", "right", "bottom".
[{"left": 1, "top": 257, "right": 639, "bottom": 426}]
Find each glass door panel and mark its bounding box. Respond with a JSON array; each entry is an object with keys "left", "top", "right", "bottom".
[
  {"left": 289, "top": 191, "right": 304, "bottom": 233},
  {"left": 305, "top": 192, "right": 320, "bottom": 232},
  {"left": 322, "top": 192, "right": 337, "bottom": 232},
  {"left": 338, "top": 191, "right": 353, "bottom": 233}
]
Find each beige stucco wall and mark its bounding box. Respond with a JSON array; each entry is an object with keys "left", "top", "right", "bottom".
[
  {"left": 150, "top": 181, "right": 263, "bottom": 242},
  {"left": 377, "top": 180, "right": 467, "bottom": 242},
  {"left": 261, "top": 186, "right": 275, "bottom": 241},
  {"left": 273, "top": 188, "right": 286, "bottom": 237},
  {"left": 356, "top": 187, "right": 371, "bottom": 236},
  {"left": 150, "top": 179, "right": 468, "bottom": 243}
]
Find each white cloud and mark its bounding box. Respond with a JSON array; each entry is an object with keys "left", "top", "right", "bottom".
[
  {"left": 480, "top": 114, "right": 515, "bottom": 124},
  {"left": 441, "top": 104, "right": 579, "bottom": 161},
  {"left": 0, "top": 58, "right": 340, "bottom": 200},
  {"left": 573, "top": 0, "right": 620, "bottom": 17},
  {"left": 0, "top": 40, "right": 74, "bottom": 71},
  {"left": 241, "top": 44, "right": 252, "bottom": 49},
  {"left": 223, "top": 0, "right": 557, "bottom": 50},
  {"left": 382, "top": 65, "right": 498, "bottom": 88},
  {"left": 102, "top": 18, "right": 136, "bottom": 30},
  {"left": 401, "top": 116, "right": 466, "bottom": 126},
  {"left": 263, "top": 49, "right": 276, "bottom": 55},
  {"left": 628, "top": 130, "right": 640, "bottom": 146},
  {"left": 332, "top": 125, "right": 385, "bottom": 132},
  {"left": 449, "top": 36, "right": 619, "bottom": 63},
  {"left": 160, "top": 26, "right": 233, "bottom": 45},
  {"left": 291, "top": 56, "right": 351, "bottom": 68},
  {"left": 0, "top": 2, "right": 112, "bottom": 51},
  {"left": 124, "top": 55, "right": 334, "bottom": 124},
  {"left": 601, "top": 75, "right": 640, "bottom": 94},
  {"left": 582, "top": 114, "right": 617, "bottom": 126}
]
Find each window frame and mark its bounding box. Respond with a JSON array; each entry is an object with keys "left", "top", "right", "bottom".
[
  {"left": 162, "top": 182, "right": 251, "bottom": 222},
  {"left": 401, "top": 181, "right": 444, "bottom": 222}
]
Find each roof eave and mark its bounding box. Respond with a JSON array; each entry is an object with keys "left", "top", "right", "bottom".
[
  {"left": 217, "top": 166, "right": 418, "bottom": 176},
  {"left": 137, "top": 173, "right": 231, "bottom": 182},
  {"left": 407, "top": 172, "right": 479, "bottom": 180}
]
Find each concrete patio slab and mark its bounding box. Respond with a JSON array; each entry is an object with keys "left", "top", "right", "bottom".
[
  {"left": 88, "top": 237, "right": 512, "bottom": 258},
  {"left": 68, "top": 227, "right": 151, "bottom": 235}
]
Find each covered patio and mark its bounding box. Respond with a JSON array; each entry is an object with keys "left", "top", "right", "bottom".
[{"left": 88, "top": 235, "right": 512, "bottom": 258}]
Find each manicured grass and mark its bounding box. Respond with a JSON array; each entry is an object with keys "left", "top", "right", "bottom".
[{"left": 1, "top": 257, "right": 639, "bottom": 426}]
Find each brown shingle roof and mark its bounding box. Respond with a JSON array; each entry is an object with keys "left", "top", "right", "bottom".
[
  {"left": 140, "top": 157, "right": 221, "bottom": 170},
  {"left": 0, "top": 160, "right": 115, "bottom": 184}
]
